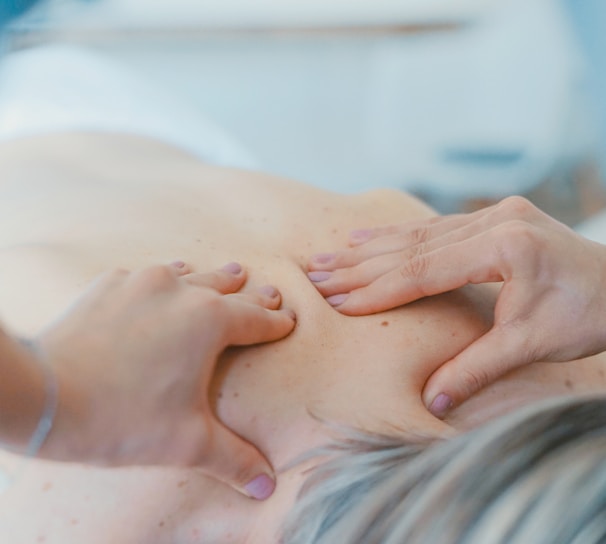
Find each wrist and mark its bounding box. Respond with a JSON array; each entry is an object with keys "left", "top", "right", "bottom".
[
  {"left": 34, "top": 354, "right": 91, "bottom": 463},
  {"left": 0, "top": 332, "right": 48, "bottom": 451},
  {"left": 35, "top": 341, "right": 126, "bottom": 465},
  {"left": 23, "top": 342, "right": 58, "bottom": 459}
]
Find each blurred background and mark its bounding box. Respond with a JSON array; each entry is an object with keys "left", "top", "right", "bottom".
[{"left": 1, "top": 0, "right": 606, "bottom": 232}]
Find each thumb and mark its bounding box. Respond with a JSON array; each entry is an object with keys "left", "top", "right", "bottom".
[
  {"left": 201, "top": 419, "right": 276, "bottom": 501},
  {"left": 422, "top": 326, "right": 529, "bottom": 418}
]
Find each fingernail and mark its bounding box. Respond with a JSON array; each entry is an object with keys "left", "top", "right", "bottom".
[
  {"left": 350, "top": 229, "right": 372, "bottom": 242},
  {"left": 221, "top": 262, "right": 242, "bottom": 275},
  {"left": 429, "top": 393, "right": 453, "bottom": 418},
  {"left": 245, "top": 473, "right": 275, "bottom": 500},
  {"left": 259, "top": 285, "right": 278, "bottom": 297},
  {"left": 326, "top": 293, "right": 349, "bottom": 307},
  {"left": 312, "top": 253, "right": 335, "bottom": 265},
  {"left": 307, "top": 271, "right": 332, "bottom": 282},
  {"left": 284, "top": 308, "right": 297, "bottom": 321},
  {"left": 170, "top": 260, "right": 186, "bottom": 269}
]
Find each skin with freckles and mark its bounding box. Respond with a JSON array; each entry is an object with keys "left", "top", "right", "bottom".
[
  {"left": 306, "top": 197, "right": 606, "bottom": 416},
  {"left": 0, "top": 259, "right": 293, "bottom": 502},
  {"left": 0, "top": 132, "right": 605, "bottom": 543}
]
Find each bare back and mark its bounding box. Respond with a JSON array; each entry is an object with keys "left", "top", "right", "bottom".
[{"left": 0, "top": 133, "right": 604, "bottom": 543}]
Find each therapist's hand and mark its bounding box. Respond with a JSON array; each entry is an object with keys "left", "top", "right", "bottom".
[
  {"left": 33, "top": 261, "right": 296, "bottom": 500},
  {"left": 307, "top": 196, "right": 606, "bottom": 416}
]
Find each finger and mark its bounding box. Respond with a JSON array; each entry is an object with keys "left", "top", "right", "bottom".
[
  {"left": 182, "top": 262, "right": 247, "bottom": 294},
  {"left": 309, "top": 251, "right": 406, "bottom": 297},
  {"left": 309, "top": 204, "right": 513, "bottom": 273},
  {"left": 103, "top": 263, "right": 187, "bottom": 294},
  {"left": 127, "top": 264, "right": 185, "bottom": 295},
  {"left": 225, "top": 285, "right": 284, "bottom": 311},
  {"left": 92, "top": 267, "right": 131, "bottom": 289},
  {"left": 346, "top": 197, "right": 543, "bottom": 248},
  {"left": 309, "top": 219, "right": 502, "bottom": 297},
  {"left": 310, "top": 232, "right": 422, "bottom": 272},
  {"left": 347, "top": 213, "right": 465, "bottom": 246},
  {"left": 312, "top": 217, "right": 509, "bottom": 298},
  {"left": 329, "top": 227, "right": 517, "bottom": 315},
  {"left": 309, "top": 234, "right": 414, "bottom": 271},
  {"left": 218, "top": 298, "right": 296, "bottom": 347},
  {"left": 422, "top": 325, "right": 531, "bottom": 417},
  {"left": 257, "top": 285, "right": 282, "bottom": 310},
  {"left": 200, "top": 419, "right": 276, "bottom": 500},
  {"left": 169, "top": 260, "right": 193, "bottom": 276}
]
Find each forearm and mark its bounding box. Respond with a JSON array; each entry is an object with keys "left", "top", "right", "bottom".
[{"left": 0, "top": 327, "right": 46, "bottom": 451}]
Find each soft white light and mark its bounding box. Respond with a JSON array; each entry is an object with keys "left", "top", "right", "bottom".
[{"left": 44, "top": 0, "right": 500, "bottom": 29}]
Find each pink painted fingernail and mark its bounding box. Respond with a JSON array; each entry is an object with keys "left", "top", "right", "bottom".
[
  {"left": 326, "top": 293, "right": 349, "bottom": 306},
  {"left": 245, "top": 474, "right": 275, "bottom": 500},
  {"left": 308, "top": 271, "right": 332, "bottom": 282},
  {"left": 312, "top": 253, "right": 336, "bottom": 265},
  {"left": 429, "top": 393, "right": 453, "bottom": 418},
  {"left": 259, "top": 285, "right": 278, "bottom": 297},
  {"left": 350, "top": 229, "right": 372, "bottom": 242},
  {"left": 170, "top": 260, "right": 186, "bottom": 269},
  {"left": 221, "top": 262, "right": 242, "bottom": 275}
]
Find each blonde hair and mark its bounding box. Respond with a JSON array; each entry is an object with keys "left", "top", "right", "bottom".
[{"left": 283, "top": 396, "right": 606, "bottom": 543}]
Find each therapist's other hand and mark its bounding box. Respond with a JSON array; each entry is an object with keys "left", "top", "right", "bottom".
[
  {"left": 34, "top": 261, "right": 296, "bottom": 500},
  {"left": 308, "top": 196, "right": 606, "bottom": 416}
]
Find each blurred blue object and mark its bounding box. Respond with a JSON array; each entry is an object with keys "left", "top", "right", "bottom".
[
  {"left": 563, "top": 0, "right": 606, "bottom": 178},
  {"left": 364, "top": 0, "right": 593, "bottom": 208},
  {"left": 0, "top": 0, "right": 40, "bottom": 27}
]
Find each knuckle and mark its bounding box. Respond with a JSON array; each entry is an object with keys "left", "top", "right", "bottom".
[
  {"left": 406, "top": 225, "right": 430, "bottom": 246},
  {"left": 194, "top": 290, "right": 226, "bottom": 317},
  {"left": 496, "top": 195, "right": 538, "bottom": 220},
  {"left": 112, "top": 266, "right": 130, "bottom": 276},
  {"left": 97, "top": 267, "right": 130, "bottom": 286},
  {"left": 427, "top": 215, "right": 443, "bottom": 226},
  {"left": 139, "top": 265, "right": 177, "bottom": 290},
  {"left": 496, "top": 219, "right": 537, "bottom": 244},
  {"left": 107, "top": 267, "right": 129, "bottom": 279},
  {"left": 336, "top": 264, "right": 365, "bottom": 288},
  {"left": 204, "top": 270, "right": 226, "bottom": 288},
  {"left": 399, "top": 251, "right": 430, "bottom": 282},
  {"left": 492, "top": 220, "right": 542, "bottom": 266},
  {"left": 499, "top": 321, "right": 539, "bottom": 364},
  {"left": 227, "top": 458, "right": 257, "bottom": 489},
  {"left": 458, "top": 367, "right": 488, "bottom": 396}
]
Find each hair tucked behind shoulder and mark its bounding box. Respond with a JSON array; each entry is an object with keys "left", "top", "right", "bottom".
[{"left": 282, "top": 395, "right": 606, "bottom": 544}]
